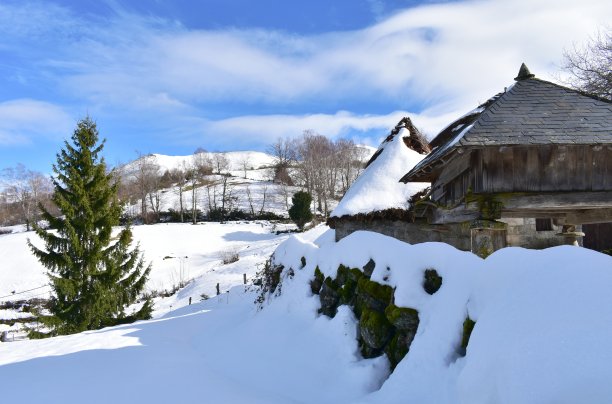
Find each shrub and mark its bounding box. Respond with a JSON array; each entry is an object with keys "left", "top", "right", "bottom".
[
  {"left": 220, "top": 249, "right": 239, "bottom": 264},
  {"left": 288, "top": 191, "right": 313, "bottom": 230}
]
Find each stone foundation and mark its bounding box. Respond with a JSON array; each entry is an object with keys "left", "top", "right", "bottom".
[{"left": 333, "top": 217, "right": 579, "bottom": 251}]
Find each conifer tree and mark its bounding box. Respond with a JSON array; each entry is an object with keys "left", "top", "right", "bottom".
[
  {"left": 28, "top": 117, "right": 152, "bottom": 337},
  {"left": 289, "top": 191, "right": 313, "bottom": 231}
]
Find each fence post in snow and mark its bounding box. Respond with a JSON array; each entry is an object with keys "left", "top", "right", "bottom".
[{"left": 243, "top": 274, "right": 247, "bottom": 285}]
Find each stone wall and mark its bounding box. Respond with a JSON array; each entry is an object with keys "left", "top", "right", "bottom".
[
  {"left": 334, "top": 217, "right": 574, "bottom": 250},
  {"left": 503, "top": 217, "right": 572, "bottom": 249},
  {"left": 334, "top": 219, "right": 472, "bottom": 251}
]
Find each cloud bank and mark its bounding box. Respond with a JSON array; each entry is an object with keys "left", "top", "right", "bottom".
[{"left": 0, "top": 0, "right": 610, "bottom": 154}]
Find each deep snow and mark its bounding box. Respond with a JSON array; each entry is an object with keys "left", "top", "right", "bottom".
[{"left": 2, "top": 225, "right": 612, "bottom": 403}]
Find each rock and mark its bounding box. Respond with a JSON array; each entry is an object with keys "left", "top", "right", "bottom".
[
  {"left": 458, "top": 317, "right": 476, "bottom": 357},
  {"left": 355, "top": 278, "right": 393, "bottom": 314},
  {"left": 384, "top": 330, "right": 417, "bottom": 369},
  {"left": 318, "top": 277, "right": 340, "bottom": 317},
  {"left": 310, "top": 266, "right": 324, "bottom": 295},
  {"left": 335, "top": 264, "right": 350, "bottom": 286},
  {"left": 338, "top": 267, "right": 363, "bottom": 306},
  {"left": 362, "top": 258, "right": 376, "bottom": 277},
  {"left": 423, "top": 268, "right": 443, "bottom": 295},
  {"left": 385, "top": 304, "right": 419, "bottom": 331},
  {"left": 359, "top": 308, "right": 395, "bottom": 353}
]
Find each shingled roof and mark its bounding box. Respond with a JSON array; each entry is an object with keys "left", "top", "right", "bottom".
[{"left": 401, "top": 64, "right": 612, "bottom": 183}]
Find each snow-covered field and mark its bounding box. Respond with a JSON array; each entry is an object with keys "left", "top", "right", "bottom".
[
  {"left": 1, "top": 223, "right": 612, "bottom": 403},
  {"left": 0, "top": 221, "right": 295, "bottom": 334}
]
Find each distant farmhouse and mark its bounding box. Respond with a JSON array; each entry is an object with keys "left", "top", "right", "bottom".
[{"left": 329, "top": 64, "right": 612, "bottom": 257}]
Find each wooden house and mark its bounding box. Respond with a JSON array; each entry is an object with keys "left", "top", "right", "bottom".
[{"left": 400, "top": 64, "right": 612, "bottom": 256}]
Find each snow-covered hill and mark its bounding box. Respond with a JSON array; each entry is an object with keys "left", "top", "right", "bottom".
[
  {"left": 1, "top": 225, "right": 612, "bottom": 403},
  {"left": 0, "top": 222, "right": 295, "bottom": 330},
  {"left": 123, "top": 151, "right": 276, "bottom": 174}
]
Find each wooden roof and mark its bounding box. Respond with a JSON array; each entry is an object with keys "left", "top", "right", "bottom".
[{"left": 401, "top": 65, "right": 612, "bottom": 183}]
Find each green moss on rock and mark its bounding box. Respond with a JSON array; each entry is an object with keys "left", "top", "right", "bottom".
[
  {"left": 385, "top": 332, "right": 408, "bottom": 369},
  {"left": 460, "top": 316, "right": 476, "bottom": 356},
  {"left": 385, "top": 304, "right": 419, "bottom": 331},
  {"left": 359, "top": 308, "right": 395, "bottom": 354},
  {"left": 336, "top": 264, "right": 350, "bottom": 286},
  {"left": 356, "top": 278, "right": 393, "bottom": 313},
  {"left": 310, "top": 266, "right": 324, "bottom": 295},
  {"left": 319, "top": 276, "right": 340, "bottom": 317}
]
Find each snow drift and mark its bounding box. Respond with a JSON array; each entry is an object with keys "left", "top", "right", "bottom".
[{"left": 1, "top": 226, "right": 612, "bottom": 404}]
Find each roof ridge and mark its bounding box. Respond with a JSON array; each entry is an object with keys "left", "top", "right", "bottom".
[{"left": 528, "top": 77, "right": 612, "bottom": 104}]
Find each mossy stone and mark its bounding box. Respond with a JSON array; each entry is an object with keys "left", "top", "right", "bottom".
[
  {"left": 318, "top": 277, "right": 340, "bottom": 317},
  {"left": 459, "top": 316, "right": 476, "bottom": 356},
  {"left": 310, "top": 266, "right": 324, "bottom": 295},
  {"left": 336, "top": 264, "right": 350, "bottom": 286},
  {"left": 385, "top": 304, "right": 419, "bottom": 331},
  {"left": 359, "top": 308, "right": 395, "bottom": 352},
  {"left": 423, "top": 268, "right": 443, "bottom": 295},
  {"left": 355, "top": 278, "right": 393, "bottom": 313},
  {"left": 384, "top": 330, "right": 416, "bottom": 369}
]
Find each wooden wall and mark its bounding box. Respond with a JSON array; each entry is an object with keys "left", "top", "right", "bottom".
[
  {"left": 432, "top": 145, "right": 612, "bottom": 206},
  {"left": 583, "top": 222, "right": 612, "bottom": 252},
  {"left": 474, "top": 145, "right": 612, "bottom": 193}
]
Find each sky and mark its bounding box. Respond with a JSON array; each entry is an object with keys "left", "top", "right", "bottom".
[{"left": 0, "top": 0, "right": 610, "bottom": 172}]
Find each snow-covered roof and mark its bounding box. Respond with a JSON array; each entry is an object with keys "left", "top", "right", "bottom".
[{"left": 331, "top": 119, "right": 429, "bottom": 218}]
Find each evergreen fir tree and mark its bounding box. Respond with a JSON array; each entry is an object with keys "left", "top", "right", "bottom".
[
  {"left": 288, "top": 191, "right": 313, "bottom": 231},
  {"left": 28, "top": 117, "right": 152, "bottom": 337}
]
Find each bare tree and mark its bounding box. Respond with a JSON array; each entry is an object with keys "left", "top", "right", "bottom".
[
  {"left": 1, "top": 164, "right": 52, "bottom": 230},
  {"left": 279, "top": 183, "right": 292, "bottom": 212},
  {"left": 258, "top": 184, "right": 269, "bottom": 216},
  {"left": 132, "top": 153, "right": 161, "bottom": 223},
  {"left": 169, "top": 165, "right": 188, "bottom": 222},
  {"left": 336, "top": 140, "right": 368, "bottom": 195},
  {"left": 212, "top": 153, "right": 230, "bottom": 175},
  {"left": 220, "top": 175, "right": 237, "bottom": 216},
  {"left": 295, "top": 131, "right": 335, "bottom": 215},
  {"left": 245, "top": 185, "right": 255, "bottom": 216},
  {"left": 562, "top": 29, "right": 612, "bottom": 100},
  {"left": 239, "top": 154, "right": 252, "bottom": 179},
  {"left": 268, "top": 137, "right": 296, "bottom": 185}
]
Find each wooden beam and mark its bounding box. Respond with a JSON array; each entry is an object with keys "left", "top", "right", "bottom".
[
  {"left": 565, "top": 209, "right": 612, "bottom": 225},
  {"left": 500, "top": 191, "right": 612, "bottom": 210},
  {"left": 430, "top": 192, "right": 612, "bottom": 224},
  {"left": 431, "top": 205, "right": 480, "bottom": 224}
]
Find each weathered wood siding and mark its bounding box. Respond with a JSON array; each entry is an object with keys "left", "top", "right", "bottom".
[
  {"left": 583, "top": 222, "right": 612, "bottom": 252},
  {"left": 474, "top": 145, "right": 612, "bottom": 193},
  {"left": 432, "top": 145, "right": 612, "bottom": 206}
]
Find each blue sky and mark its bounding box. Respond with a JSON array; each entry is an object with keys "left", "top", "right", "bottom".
[{"left": 0, "top": 0, "right": 610, "bottom": 172}]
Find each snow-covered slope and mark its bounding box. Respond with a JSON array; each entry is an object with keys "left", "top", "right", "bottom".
[
  {"left": 1, "top": 226, "right": 611, "bottom": 403},
  {"left": 331, "top": 128, "right": 429, "bottom": 217},
  {"left": 0, "top": 222, "right": 294, "bottom": 314},
  {"left": 124, "top": 151, "right": 276, "bottom": 174}
]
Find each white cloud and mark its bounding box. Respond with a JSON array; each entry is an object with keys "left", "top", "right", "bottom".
[
  {"left": 37, "top": 0, "right": 609, "bottom": 113},
  {"left": 0, "top": 99, "right": 73, "bottom": 145},
  {"left": 184, "top": 109, "right": 462, "bottom": 149},
  {"left": 1, "top": 0, "right": 611, "bottom": 150}
]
